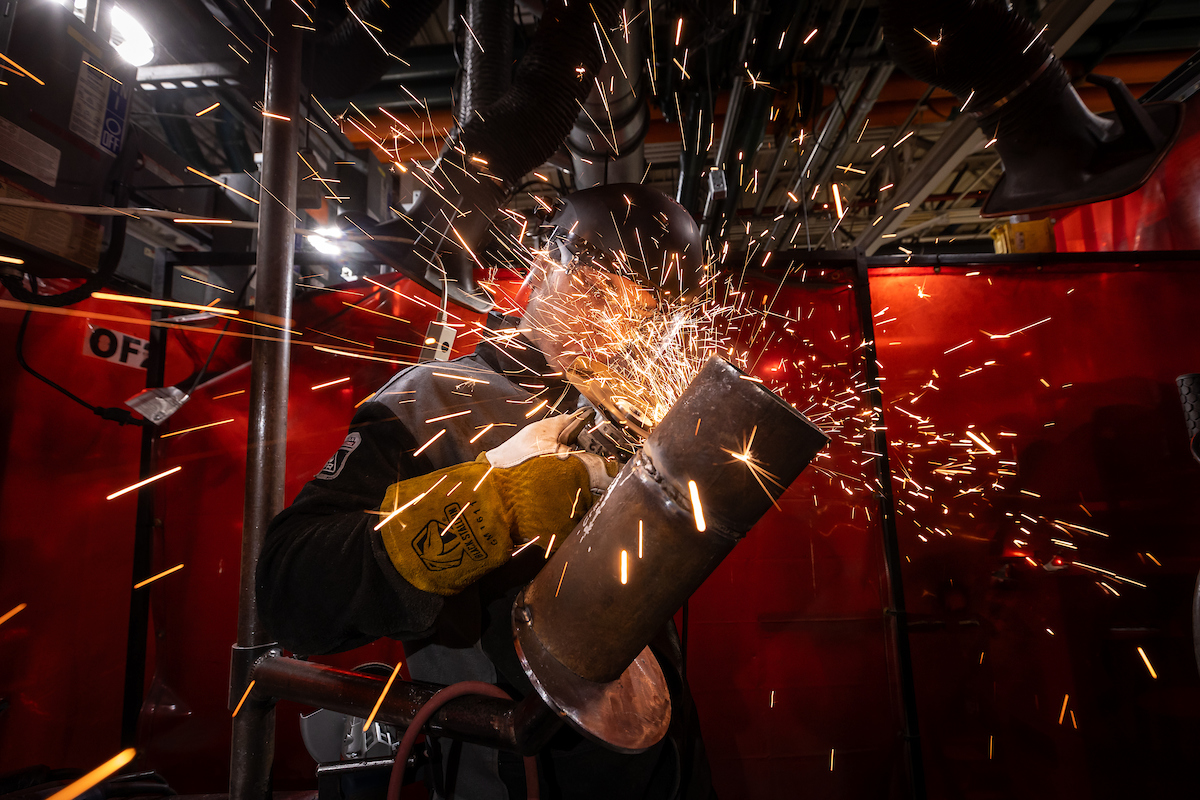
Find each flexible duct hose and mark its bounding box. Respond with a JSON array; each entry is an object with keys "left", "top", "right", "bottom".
[
  {"left": 460, "top": 0, "right": 515, "bottom": 124},
  {"left": 356, "top": 0, "right": 623, "bottom": 310},
  {"left": 385, "top": 681, "right": 539, "bottom": 800},
  {"left": 457, "top": 0, "right": 623, "bottom": 187}
]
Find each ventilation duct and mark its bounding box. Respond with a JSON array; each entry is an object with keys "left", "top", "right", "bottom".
[
  {"left": 879, "top": 0, "right": 1184, "bottom": 217},
  {"left": 353, "top": 0, "right": 625, "bottom": 311},
  {"left": 565, "top": 0, "right": 649, "bottom": 188}
]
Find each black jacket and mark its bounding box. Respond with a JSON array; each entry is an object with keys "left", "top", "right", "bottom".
[{"left": 257, "top": 327, "right": 711, "bottom": 800}]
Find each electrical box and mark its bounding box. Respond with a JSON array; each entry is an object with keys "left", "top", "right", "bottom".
[
  {"left": 0, "top": 1, "right": 135, "bottom": 277},
  {"left": 990, "top": 218, "right": 1056, "bottom": 254}
]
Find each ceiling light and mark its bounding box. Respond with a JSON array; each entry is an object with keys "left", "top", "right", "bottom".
[{"left": 110, "top": 6, "right": 155, "bottom": 67}]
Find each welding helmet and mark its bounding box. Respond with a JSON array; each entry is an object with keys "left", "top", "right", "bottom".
[{"left": 544, "top": 184, "right": 705, "bottom": 304}]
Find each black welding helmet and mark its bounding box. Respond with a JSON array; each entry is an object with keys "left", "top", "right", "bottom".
[{"left": 544, "top": 183, "right": 705, "bottom": 304}]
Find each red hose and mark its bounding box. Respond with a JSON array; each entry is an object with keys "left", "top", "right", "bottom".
[{"left": 386, "top": 681, "right": 539, "bottom": 800}]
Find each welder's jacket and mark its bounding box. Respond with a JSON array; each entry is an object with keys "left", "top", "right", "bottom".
[{"left": 258, "top": 322, "right": 711, "bottom": 800}]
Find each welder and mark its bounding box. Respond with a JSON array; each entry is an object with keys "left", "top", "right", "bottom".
[{"left": 256, "top": 184, "right": 714, "bottom": 799}]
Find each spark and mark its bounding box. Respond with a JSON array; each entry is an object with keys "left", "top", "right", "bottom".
[
  {"left": 179, "top": 274, "right": 234, "bottom": 293},
  {"left": 426, "top": 410, "right": 472, "bottom": 423},
  {"left": 688, "top": 480, "right": 706, "bottom": 532},
  {"left": 363, "top": 661, "right": 405, "bottom": 728},
  {"left": 512, "top": 537, "right": 541, "bottom": 556},
  {"left": 1058, "top": 694, "right": 1069, "bottom": 724},
  {"left": 311, "top": 377, "right": 351, "bottom": 390},
  {"left": 639, "top": 520, "right": 644, "bottom": 557},
  {"left": 982, "top": 317, "right": 1051, "bottom": 339},
  {"left": 261, "top": 111, "right": 291, "bottom": 121},
  {"left": 213, "top": 390, "right": 245, "bottom": 400},
  {"left": 160, "top": 419, "right": 235, "bottom": 438},
  {"left": 413, "top": 430, "right": 446, "bottom": 456},
  {"left": 107, "top": 466, "right": 183, "bottom": 500},
  {"left": 473, "top": 465, "right": 494, "bottom": 492},
  {"left": 174, "top": 217, "right": 234, "bottom": 225},
  {"left": 470, "top": 423, "right": 495, "bottom": 443},
  {"left": 1137, "top": 646, "right": 1157, "bottom": 678},
  {"left": 0, "top": 255, "right": 25, "bottom": 265},
  {"left": 674, "top": 17, "right": 683, "bottom": 46},
  {"left": 964, "top": 431, "right": 997, "bottom": 455},
  {"left": 556, "top": 561, "right": 569, "bottom": 596},
  {"left": 621, "top": 549, "right": 629, "bottom": 584},
  {"left": 134, "top": 563, "right": 185, "bottom": 589},
  {"left": 0, "top": 51, "right": 44, "bottom": 84},
  {"left": 92, "top": 292, "right": 239, "bottom": 316},
  {"left": 913, "top": 28, "right": 941, "bottom": 46},
  {"left": 1023, "top": 24, "right": 1048, "bottom": 54},
  {"left": 46, "top": 749, "right": 136, "bottom": 800},
  {"left": 832, "top": 184, "right": 845, "bottom": 218},
  {"left": 186, "top": 166, "right": 261, "bottom": 205},
  {"left": 570, "top": 487, "right": 582, "bottom": 517},
  {"left": 1071, "top": 561, "right": 1146, "bottom": 587},
  {"left": 432, "top": 372, "right": 489, "bottom": 384},
  {"left": 0, "top": 603, "right": 26, "bottom": 627},
  {"left": 546, "top": 534, "right": 557, "bottom": 558},
  {"left": 232, "top": 681, "right": 255, "bottom": 718},
  {"left": 83, "top": 60, "right": 122, "bottom": 84},
  {"left": 803, "top": 29, "right": 818, "bottom": 44}
]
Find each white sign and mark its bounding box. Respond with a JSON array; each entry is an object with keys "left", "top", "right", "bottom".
[{"left": 82, "top": 325, "right": 150, "bottom": 369}]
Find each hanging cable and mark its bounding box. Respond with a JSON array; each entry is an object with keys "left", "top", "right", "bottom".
[{"left": 16, "top": 310, "right": 147, "bottom": 427}]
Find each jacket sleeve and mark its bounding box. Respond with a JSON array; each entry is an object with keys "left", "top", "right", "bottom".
[{"left": 256, "top": 401, "right": 445, "bottom": 655}]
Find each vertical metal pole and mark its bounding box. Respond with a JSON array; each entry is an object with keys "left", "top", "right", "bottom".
[
  {"left": 853, "top": 252, "right": 926, "bottom": 799},
  {"left": 119, "top": 249, "right": 172, "bottom": 748},
  {"left": 229, "top": 3, "right": 301, "bottom": 798}
]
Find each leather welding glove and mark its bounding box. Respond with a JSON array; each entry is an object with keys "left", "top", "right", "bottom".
[{"left": 378, "top": 414, "right": 618, "bottom": 596}]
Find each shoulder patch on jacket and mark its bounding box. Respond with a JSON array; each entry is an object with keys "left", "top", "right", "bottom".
[{"left": 316, "top": 431, "right": 362, "bottom": 480}]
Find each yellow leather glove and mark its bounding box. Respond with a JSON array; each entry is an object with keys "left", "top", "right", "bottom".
[{"left": 378, "top": 416, "right": 617, "bottom": 595}]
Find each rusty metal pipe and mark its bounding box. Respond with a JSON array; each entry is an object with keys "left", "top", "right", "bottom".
[
  {"left": 514, "top": 355, "right": 828, "bottom": 749},
  {"left": 249, "top": 656, "right": 562, "bottom": 755}
]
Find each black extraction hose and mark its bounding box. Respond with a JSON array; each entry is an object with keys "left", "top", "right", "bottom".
[
  {"left": 304, "top": 0, "right": 445, "bottom": 98},
  {"left": 460, "top": 0, "right": 515, "bottom": 124},
  {"left": 457, "top": 0, "right": 622, "bottom": 188},
  {"left": 353, "top": 0, "right": 623, "bottom": 310}
]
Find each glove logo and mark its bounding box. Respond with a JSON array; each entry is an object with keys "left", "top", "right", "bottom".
[
  {"left": 316, "top": 432, "right": 361, "bottom": 480},
  {"left": 412, "top": 503, "right": 487, "bottom": 571}
]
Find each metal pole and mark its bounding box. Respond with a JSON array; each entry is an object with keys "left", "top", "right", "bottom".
[
  {"left": 119, "top": 249, "right": 172, "bottom": 747},
  {"left": 229, "top": 3, "right": 301, "bottom": 797},
  {"left": 852, "top": 250, "right": 925, "bottom": 799}
]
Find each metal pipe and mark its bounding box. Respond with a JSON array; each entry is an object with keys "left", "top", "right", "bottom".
[
  {"left": 851, "top": 250, "right": 925, "bottom": 799},
  {"left": 765, "top": 67, "right": 870, "bottom": 248},
  {"left": 119, "top": 248, "right": 171, "bottom": 747},
  {"left": 515, "top": 356, "right": 828, "bottom": 749},
  {"left": 229, "top": 5, "right": 302, "bottom": 798},
  {"left": 249, "top": 657, "right": 562, "bottom": 755}
]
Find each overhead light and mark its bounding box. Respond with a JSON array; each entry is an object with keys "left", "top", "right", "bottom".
[
  {"left": 307, "top": 226, "right": 344, "bottom": 255},
  {"left": 110, "top": 6, "right": 155, "bottom": 67}
]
